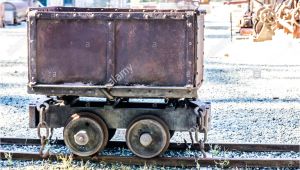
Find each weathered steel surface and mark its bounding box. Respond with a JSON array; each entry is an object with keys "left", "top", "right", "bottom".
[
  {"left": 27, "top": 85, "right": 197, "bottom": 98},
  {"left": 29, "top": 7, "right": 198, "bottom": 13},
  {"left": 63, "top": 112, "right": 109, "bottom": 157},
  {"left": 115, "top": 20, "right": 187, "bottom": 86},
  {"left": 126, "top": 115, "right": 170, "bottom": 158},
  {"left": 28, "top": 101, "right": 200, "bottom": 131},
  {"left": 27, "top": 7, "right": 206, "bottom": 99},
  {"left": 36, "top": 19, "right": 108, "bottom": 84}
]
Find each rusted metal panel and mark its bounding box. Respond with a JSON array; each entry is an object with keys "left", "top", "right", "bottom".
[
  {"left": 196, "top": 11, "right": 205, "bottom": 86},
  {"left": 185, "top": 13, "right": 195, "bottom": 85},
  {"left": 36, "top": 19, "right": 108, "bottom": 84},
  {"left": 29, "top": 7, "right": 198, "bottom": 13},
  {"left": 28, "top": 7, "right": 205, "bottom": 99},
  {"left": 115, "top": 20, "right": 187, "bottom": 86},
  {"left": 28, "top": 85, "right": 197, "bottom": 98},
  {"left": 28, "top": 11, "right": 37, "bottom": 84},
  {"left": 28, "top": 104, "right": 37, "bottom": 128}
]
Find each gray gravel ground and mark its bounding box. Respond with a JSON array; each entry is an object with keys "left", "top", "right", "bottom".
[{"left": 0, "top": 3, "right": 299, "bottom": 169}]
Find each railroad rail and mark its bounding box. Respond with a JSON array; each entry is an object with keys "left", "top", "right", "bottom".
[
  {"left": 0, "top": 138, "right": 299, "bottom": 168},
  {"left": 1, "top": 137, "right": 299, "bottom": 152}
]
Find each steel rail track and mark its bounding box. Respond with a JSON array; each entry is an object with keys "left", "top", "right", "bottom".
[
  {"left": 1, "top": 138, "right": 299, "bottom": 168},
  {"left": 0, "top": 150, "right": 299, "bottom": 168},
  {"left": 1, "top": 137, "right": 299, "bottom": 152}
]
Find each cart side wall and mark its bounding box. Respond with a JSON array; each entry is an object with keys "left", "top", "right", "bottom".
[{"left": 27, "top": 8, "right": 205, "bottom": 98}]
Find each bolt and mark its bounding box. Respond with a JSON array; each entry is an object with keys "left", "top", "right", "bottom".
[
  {"left": 74, "top": 130, "right": 89, "bottom": 146},
  {"left": 139, "top": 133, "right": 152, "bottom": 147}
]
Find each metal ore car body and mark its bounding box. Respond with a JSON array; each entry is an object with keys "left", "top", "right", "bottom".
[
  {"left": 27, "top": 7, "right": 210, "bottom": 159},
  {"left": 27, "top": 7, "right": 205, "bottom": 99}
]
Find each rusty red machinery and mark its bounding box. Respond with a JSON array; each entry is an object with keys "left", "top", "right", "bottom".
[
  {"left": 235, "top": 0, "right": 277, "bottom": 37},
  {"left": 253, "top": 6, "right": 276, "bottom": 41},
  {"left": 27, "top": 7, "right": 211, "bottom": 158},
  {"left": 253, "top": 0, "right": 300, "bottom": 41},
  {"left": 234, "top": 0, "right": 300, "bottom": 40},
  {"left": 276, "top": 0, "right": 300, "bottom": 38}
]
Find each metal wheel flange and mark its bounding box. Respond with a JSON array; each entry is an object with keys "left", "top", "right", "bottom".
[
  {"left": 63, "top": 112, "right": 108, "bottom": 157},
  {"left": 126, "top": 115, "right": 170, "bottom": 158}
]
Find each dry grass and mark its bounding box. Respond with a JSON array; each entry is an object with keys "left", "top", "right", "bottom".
[{"left": 1, "top": 153, "right": 165, "bottom": 170}]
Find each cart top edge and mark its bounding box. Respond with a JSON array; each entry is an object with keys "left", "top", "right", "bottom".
[{"left": 29, "top": 6, "right": 206, "bottom": 14}]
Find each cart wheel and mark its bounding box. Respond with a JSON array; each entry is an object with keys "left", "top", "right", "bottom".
[
  {"left": 126, "top": 115, "right": 170, "bottom": 158},
  {"left": 63, "top": 112, "right": 108, "bottom": 157}
]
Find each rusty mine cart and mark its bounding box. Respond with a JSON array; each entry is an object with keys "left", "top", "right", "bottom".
[{"left": 27, "top": 7, "right": 211, "bottom": 158}]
